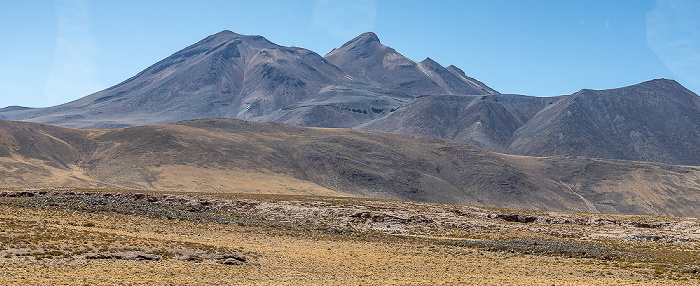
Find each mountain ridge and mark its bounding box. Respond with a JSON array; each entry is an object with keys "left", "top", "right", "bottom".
[
  {"left": 324, "top": 32, "right": 497, "bottom": 96},
  {"left": 0, "top": 30, "right": 496, "bottom": 129},
  {"left": 0, "top": 31, "right": 698, "bottom": 166},
  {"left": 508, "top": 78, "right": 700, "bottom": 165}
]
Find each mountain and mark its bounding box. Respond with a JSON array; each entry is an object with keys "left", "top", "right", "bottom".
[
  {"left": 324, "top": 32, "right": 497, "bottom": 96},
  {"left": 359, "top": 94, "right": 550, "bottom": 152},
  {"left": 1, "top": 118, "right": 699, "bottom": 217},
  {"left": 360, "top": 79, "right": 700, "bottom": 165},
  {"left": 509, "top": 79, "right": 700, "bottom": 166},
  {"left": 0, "top": 30, "right": 496, "bottom": 130},
  {"left": 1, "top": 31, "right": 699, "bottom": 166},
  {"left": 0, "top": 31, "right": 355, "bottom": 128}
]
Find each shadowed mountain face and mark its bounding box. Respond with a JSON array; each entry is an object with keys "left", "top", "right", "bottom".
[
  {"left": 361, "top": 79, "right": 700, "bottom": 165},
  {"left": 1, "top": 118, "right": 700, "bottom": 217},
  {"left": 360, "top": 94, "right": 550, "bottom": 153},
  {"left": 509, "top": 79, "right": 700, "bottom": 166},
  {"left": 0, "top": 31, "right": 698, "bottom": 166}
]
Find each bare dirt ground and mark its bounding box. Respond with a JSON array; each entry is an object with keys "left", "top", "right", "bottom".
[{"left": 1, "top": 189, "right": 699, "bottom": 285}]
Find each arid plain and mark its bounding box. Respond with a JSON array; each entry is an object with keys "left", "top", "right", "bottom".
[{"left": 1, "top": 189, "right": 700, "bottom": 285}]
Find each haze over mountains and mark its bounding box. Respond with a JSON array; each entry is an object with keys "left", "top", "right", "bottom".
[{"left": 0, "top": 30, "right": 699, "bottom": 167}]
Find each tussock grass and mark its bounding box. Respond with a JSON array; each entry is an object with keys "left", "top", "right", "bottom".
[{"left": 1, "top": 190, "right": 699, "bottom": 284}]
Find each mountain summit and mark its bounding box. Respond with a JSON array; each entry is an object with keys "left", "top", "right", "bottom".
[
  {"left": 0, "top": 30, "right": 497, "bottom": 129},
  {"left": 509, "top": 79, "right": 700, "bottom": 165},
  {"left": 0, "top": 30, "right": 352, "bottom": 128},
  {"left": 362, "top": 78, "right": 700, "bottom": 165},
  {"left": 1, "top": 31, "right": 698, "bottom": 166},
  {"left": 325, "top": 32, "right": 497, "bottom": 95}
]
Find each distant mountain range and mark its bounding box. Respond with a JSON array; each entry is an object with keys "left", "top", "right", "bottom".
[
  {"left": 1, "top": 118, "right": 699, "bottom": 217},
  {"left": 367, "top": 79, "right": 700, "bottom": 166},
  {"left": 1, "top": 30, "right": 699, "bottom": 166}
]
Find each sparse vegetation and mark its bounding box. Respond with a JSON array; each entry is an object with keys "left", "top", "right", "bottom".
[
  {"left": 2, "top": 118, "right": 700, "bottom": 218},
  {"left": 1, "top": 189, "right": 699, "bottom": 284}
]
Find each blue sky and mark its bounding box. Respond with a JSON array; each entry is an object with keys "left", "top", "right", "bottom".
[{"left": 1, "top": 0, "right": 698, "bottom": 108}]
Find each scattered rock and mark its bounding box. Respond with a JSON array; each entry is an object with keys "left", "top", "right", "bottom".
[
  {"left": 85, "top": 251, "right": 160, "bottom": 261},
  {"left": 130, "top": 252, "right": 160, "bottom": 261},
  {"left": 350, "top": 211, "right": 386, "bottom": 222},
  {"left": 85, "top": 253, "right": 114, "bottom": 260},
  {"left": 179, "top": 255, "right": 203, "bottom": 262},
  {"left": 220, "top": 258, "right": 244, "bottom": 265},
  {"left": 496, "top": 214, "right": 537, "bottom": 223},
  {"left": 214, "top": 253, "right": 246, "bottom": 265},
  {"left": 629, "top": 221, "right": 668, "bottom": 229}
]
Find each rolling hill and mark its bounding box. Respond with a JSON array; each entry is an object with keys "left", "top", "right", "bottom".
[{"left": 1, "top": 118, "right": 699, "bottom": 217}]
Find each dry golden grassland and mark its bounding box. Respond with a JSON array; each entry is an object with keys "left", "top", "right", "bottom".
[{"left": 0, "top": 189, "right": 699, "bottom": 285}]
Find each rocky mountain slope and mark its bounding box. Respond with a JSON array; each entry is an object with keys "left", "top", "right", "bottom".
[
  {"left": 509, "top": 79, "right": 700, "bottom": 166},
  {"left": 359, "top": 94, "right": 550, "bottom": 153},
  {"left": 324, "top": 32, "right": 497, "bottom": 96},
  {"left": 0, "top": 31, "right": 353, "bottom": 128},
  {"left": 0, "top": 31, "right": 495, "bottom": 130},
  {"left": 1, "top": 31, "right": 698, "bottom": 166},
  {"left": 1, "top": 118, "right": 699, "bottom": 217},
  {"left": 363, "top": 78, "right": 700, "bottom": 165}
]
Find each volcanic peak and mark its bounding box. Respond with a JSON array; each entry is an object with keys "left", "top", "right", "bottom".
[{"left": 340, "top": 32, "right": 381, "bottom": 48}]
